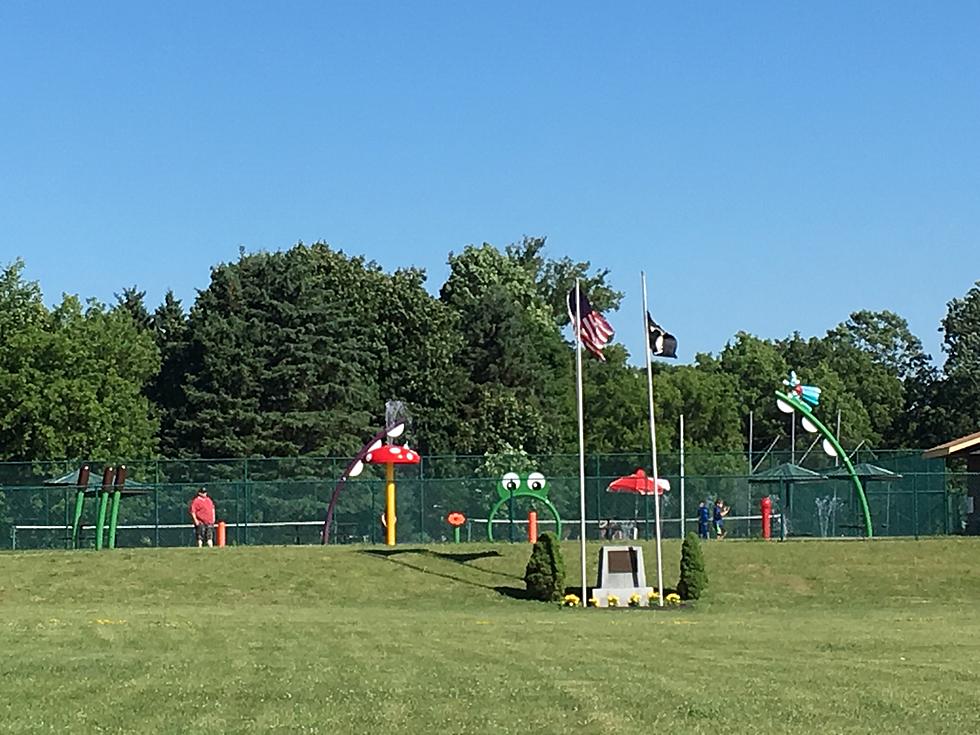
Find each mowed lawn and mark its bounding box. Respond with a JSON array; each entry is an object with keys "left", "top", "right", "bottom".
[{"left": 2, "top": 538, "right": 980, "bottom": 734}]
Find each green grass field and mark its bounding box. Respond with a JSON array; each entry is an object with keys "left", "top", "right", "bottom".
[{"left": 2, "top": 538, "right": 980, "bottom": 734}]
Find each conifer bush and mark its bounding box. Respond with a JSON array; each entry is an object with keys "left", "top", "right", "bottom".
[
  {"left": 523, "top": 532, "right": 566, "bottom": 602},
  {"left": 677, "top": 532, "right": 708, "bottom": 600}
]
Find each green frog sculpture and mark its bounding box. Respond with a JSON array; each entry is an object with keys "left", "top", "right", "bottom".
[{"left": 487, "top": 471, "right": 562, "bottom": 541}]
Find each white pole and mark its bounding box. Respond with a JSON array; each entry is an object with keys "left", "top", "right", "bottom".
[
  {"left": 679, "top": 414, "right": 686, "bottom": 537},
  {"left": 574, "top": 279, "right": 588, "bottom": 605},
  {"left": 791, "top": 412, "right": 796, "bottom": 464},
  {"left": 641, "top": 272, "right": 664, "bottom": 607}
]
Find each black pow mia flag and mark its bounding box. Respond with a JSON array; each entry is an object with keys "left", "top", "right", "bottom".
[{"left": 646, "top": 313, "right": 677, "bottom": 358}]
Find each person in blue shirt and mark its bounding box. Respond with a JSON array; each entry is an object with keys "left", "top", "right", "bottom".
[
  {"left": 713, "top": 498, "right": 730, "bottom": 539},
  {"left": 697, "top": 501, "right": 710, "bottom": 540}
]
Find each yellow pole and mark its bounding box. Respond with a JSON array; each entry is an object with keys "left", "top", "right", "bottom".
[{"left": 385, "top": 462, "right": 396, "bottom": 546}]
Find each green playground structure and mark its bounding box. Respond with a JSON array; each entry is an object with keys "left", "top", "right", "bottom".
[{"left": 62, "top": 465, "right": 150, "bottom": 550}]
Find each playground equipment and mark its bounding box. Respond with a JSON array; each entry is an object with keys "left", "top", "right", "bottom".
[
  {"left": 760, "top": 495, "right": 772, "bottom": 539},
  {"left": 748, "top": 462, "right": 826, "bottom": 538},
  {"left": 321, "top": 407, "right": 409, "bottom": 544},
  {"left": 47, "top": 465, "right": 150, "bottom": 550},
  {"left": 604, "top": 468, "right": 669, "bottom": 541},
  {"left": 447, "top": 511, "right": 466, "bottom": 543},
  {"left": 607, "top": 468, "right": 669, "bottom": 497},
  {"left": 775, "top": 371, "right": 874, "bottom": 538},
  {"left": 365, "top": 444, "right": 420, "bottom": 546},
  {"left": 826, "top": 463, "right": 902, "bottom": 535},
  {"left": 606, "top": 468, "right": 669, "bottom": 606},
  {"left": 487, "top": 472, "right": 561, "bottom": 542}
]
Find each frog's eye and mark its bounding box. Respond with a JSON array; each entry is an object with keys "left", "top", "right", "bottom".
[
  {"left": 527, "top": 472, "right": 546, "bottom": 491},
  {"left": 501, "top": 472, "right": 520, "bottom": 491}
]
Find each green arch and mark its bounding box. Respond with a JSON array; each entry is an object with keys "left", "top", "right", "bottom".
[
  {"left": 487, "top": 495, "right": 562, "bottom": 542},
  {"left": 775, "top": 390, "right": 873, "bottom": 538}
]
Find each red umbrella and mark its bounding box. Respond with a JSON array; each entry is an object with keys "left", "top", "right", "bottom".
[{"left": 607, "top": 468, "right": 670, "bottom": 496}]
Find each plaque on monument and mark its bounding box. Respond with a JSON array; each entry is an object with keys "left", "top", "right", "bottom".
[
  {"left": 606, "top": 549, "right": 635, "bottom": 574},
  {"left": 593, "top": 545, "right": 654, "bottom": 607}
]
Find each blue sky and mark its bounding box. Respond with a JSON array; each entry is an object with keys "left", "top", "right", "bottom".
[{"left": 2, "top": 2, "right": 978, "bottom": 365}]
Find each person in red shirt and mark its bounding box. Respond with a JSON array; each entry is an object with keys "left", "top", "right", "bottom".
[{"left": 189, "top": 487, "right": 216, "bottom": 547}]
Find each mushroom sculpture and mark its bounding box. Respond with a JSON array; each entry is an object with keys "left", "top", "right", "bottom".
[
  {"left": 365, "top": 444, "right": 421, "bottom": 546},
  {"left": 321, "top": 418, "right": 407, "bottom": 545},
  {"left": 607, "top": 468, "right": 670, "bottom": 497}
]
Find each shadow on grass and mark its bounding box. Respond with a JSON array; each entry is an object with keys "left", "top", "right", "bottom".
[
  {"left": 493, "top": 585, "right": 536, "bottom": 601},
  {"left": 361, "top": 548, "right": 501, "bottom": 563},
  {"left": 361, "top": 548, "right": 419, "bottom": 558},
  {"left": 429, "top": 550, "right": 502, "bottom": 564},
  {"left": 360, "top": 550, "right": 496, "bottom": 590},
  {"left": 361, "top": 547, "right": 518, "bottom": 581},
  {"left": 360, "top": 548, "right": 523, "bottom": 592}
]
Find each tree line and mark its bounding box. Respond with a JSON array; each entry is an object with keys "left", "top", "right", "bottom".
[{"left": 1, "top": 238, "right": 977, "bottom": 464}]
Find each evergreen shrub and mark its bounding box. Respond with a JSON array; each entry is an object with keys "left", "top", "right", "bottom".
[
  {"left": 677, "top": 532, "right": 708, "bottom": 600},
  {"left": 523, "top": 532, "right": 566, "bottom": 602}
]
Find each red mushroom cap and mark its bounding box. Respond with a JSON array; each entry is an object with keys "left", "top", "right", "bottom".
[
  {"left": 364, "top": 444, "right": 421, "bottom": 465},
  {"left": 607, "top": 468, "right": 669, "bottom": 496}
]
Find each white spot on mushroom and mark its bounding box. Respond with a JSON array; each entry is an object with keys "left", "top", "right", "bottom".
[{"left": 390, "top": 446, "right": 402, "bottom": 455}]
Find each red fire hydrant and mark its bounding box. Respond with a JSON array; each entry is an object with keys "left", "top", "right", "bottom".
[{"left": 760, "top": 496, "right": 772, "bottom": 540}]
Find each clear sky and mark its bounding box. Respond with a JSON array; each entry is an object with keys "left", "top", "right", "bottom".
[{"left": 2, "top": 2, "right": 978, "bottom": 365}]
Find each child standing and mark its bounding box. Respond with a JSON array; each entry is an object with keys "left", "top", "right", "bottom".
[
  {"left": 697, "top": 501, "right": 710, "bottom": 540},
  {"left": 713, "top": 498, "right": 730, "bottom": 540}
]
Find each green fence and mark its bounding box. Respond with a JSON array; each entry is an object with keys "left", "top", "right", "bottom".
[{"left": 0, "top": 450, "right": 966, "bottom": 550}]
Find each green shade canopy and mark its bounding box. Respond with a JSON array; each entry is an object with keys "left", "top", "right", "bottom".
[
  {"left": 825, "top": 463, "right": 902, "bottom": 482},
  {"left": 748, "top": 462, "right": 828, "bottom": 523},
  {"left": 748, "top": 463, "right": 827, "bottom": 483}
]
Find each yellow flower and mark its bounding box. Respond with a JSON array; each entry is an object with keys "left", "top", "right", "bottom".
[
  {"left": 587, "top": 597, "right": 599, "bottom": 608},
  {"left": 563, "top": 594, "right": 581, "bottom": 607},
  {"left": 606, "top": 595, "right": 619, "bottom": 607},
  {"left": 665, "top": 593, "right": 681, "bottom": 606},
  {"left": 628, "top": 593, "right": 642, "bottom": 607},
  {"left": 648, "top": 590, "right": 659, "bottom": 600}
]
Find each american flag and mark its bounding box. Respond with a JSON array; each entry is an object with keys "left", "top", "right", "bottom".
[{"left": 567, "top": 287, "right": 615, "bottom": 361}]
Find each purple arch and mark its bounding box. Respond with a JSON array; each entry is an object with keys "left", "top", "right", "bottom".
[{"left": 321, "top": 421, "right": 405, "bottom": 544}]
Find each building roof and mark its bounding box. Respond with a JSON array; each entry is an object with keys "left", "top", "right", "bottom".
[
  {"left": 922, "top": 430, "right": 980, "bottom": 459},
  {"left": 748, "top": 463, "right": 827, "bottom": 483},
  {"left": 825, "top": 463, "right": 902, "bottom": 480}
]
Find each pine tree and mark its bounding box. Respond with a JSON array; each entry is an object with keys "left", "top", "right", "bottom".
[
  {"left": 677, "top": 532, "right": 708, "bottom": 601},
  {"left": 177, "top": 245, "right": 381, "bottom": 457},
  {"left": 524, "top": 531, "right": 566, "bottom": 602},
  {"left": 114, "top": 286, "right": 153, "bottom": 331},
  {"left": 150, "top": 290, "right": 189, "bottom": 457}
]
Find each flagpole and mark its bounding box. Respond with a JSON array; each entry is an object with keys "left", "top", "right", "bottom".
[
  {"left": 641, "top": 272, "right": 665, "bottom": 607},
  {"left": 679, "top": 414, "right": 686, "bottom": 537},
  {"left": 575, "top": 279, "right": 588, "bottom": 606}
]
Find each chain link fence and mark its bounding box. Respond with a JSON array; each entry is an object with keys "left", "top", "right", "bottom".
[{"left": 0, "top": 450, "right": 966, "bottom": 550}]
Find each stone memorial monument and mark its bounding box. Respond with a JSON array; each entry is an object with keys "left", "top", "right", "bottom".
[{"left": 593, "top": 545, "right": 654, "bottom": 607}]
